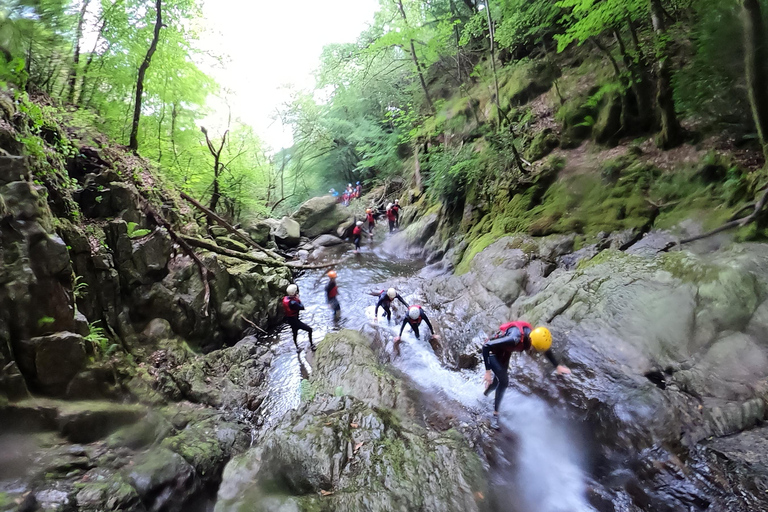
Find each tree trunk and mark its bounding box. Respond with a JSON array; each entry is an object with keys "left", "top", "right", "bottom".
[
  {"left": 68, "top": 0, "right": 91, "bottom": 104},
  {"left": 414, "top": 142, "right": 423, "bottom": 192},
  {"left": 395, "top": 0, "right": 436, "bottom": 114},
  {"left": 649, "top": 0, "right": 682, "bottom": 149},
  {"left": 129, "top": 0, "right": 163, "bottom": 152},
  {"left": 741, "top": 0, "right": 768, "bottom": 163},
  {"left": 593, "top": 36, "right": 629, "bottom": 135}
]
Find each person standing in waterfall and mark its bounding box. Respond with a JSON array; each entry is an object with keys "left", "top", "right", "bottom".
[
  {"left": 386, "top": 203, "right": 397, "bottom": 232},
  {"left": 392, "top": 199, "right": 401, "bottom": 229},
  {"left": 282, "top": 284, "right": 315, "bottom": 353},
  {"left": 482, "top": 322, "right": 570, "bottom": 430},
  {"left": 370, "top": 287, "right": 409, "bottom": 323},
  {"left": 325, "top": 270, "right": 341, "bottom": 321},
  {"left": 393, "top": 305, "right": 440, "bottom": 355}
]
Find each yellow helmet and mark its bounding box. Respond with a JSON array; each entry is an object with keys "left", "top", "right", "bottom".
[{"left": 530, "top": 327, "right": 552, "bottom": 351}]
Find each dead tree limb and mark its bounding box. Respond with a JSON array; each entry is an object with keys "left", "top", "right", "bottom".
[
  {"left": 179, "top": 191, "right": 285, "bottom": 261},
  {"left": 661, "top": 186, "right": 768, "bottom": 251},
  {"left": 139, "top": 199, "right": 212, "bottom": 316}
]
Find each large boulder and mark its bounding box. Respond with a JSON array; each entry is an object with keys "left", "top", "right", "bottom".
[
  {"left": 14, "top": 332, "right": 88, "bottom": 395},
  {"left": 245, "top": 220, "right": 273, "bottom": 246},
  {"left": 292, "top": 195, "right": 353, "bottom": 238},
  {"left": 274, "top": 216, "right": 301, "bottom": 247},
  {"left": 312, "top": 234, "right": 348, "bottom": 247},
  {"left": 215, "top": 331, "right": 486, "bottom": 512}
]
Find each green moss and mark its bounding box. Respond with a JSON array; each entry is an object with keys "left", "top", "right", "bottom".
[
  {"left": 300, "top": 379, "right": 319, "bottom": 402},
  {"left": 657, "top": 251, "right": 721, "bottom": 284},
  {"left": 455, "top": 231, "right": 502, "bottom": 274}
]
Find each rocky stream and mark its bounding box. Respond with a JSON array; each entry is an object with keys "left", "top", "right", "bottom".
[{"left": 3, "top": 150, "right": 768, "bottom": 512}]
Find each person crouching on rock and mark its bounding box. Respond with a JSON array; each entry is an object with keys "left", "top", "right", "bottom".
[
  {"left": 283, "top": 284, "right": 315, "bottom": 353},
  {"left": 352, "top": 220, "right": 372, "bottom": 253},
  {"left": 482, "top": 322, "right": 570, "bottom": 430},
  {"left": 366, "top": 208, "right": 375, "bottom": 234},
  {"left": 325, "top": 270, "right": 341, "bottom": 321},
  {"left": 386, "top": 203, "right": 397, "bottom": 232},
  {"left": 394, "top": 305, "right": 440, "bottom": 355},
  {"left": 370, "top": 287, "right": 408, "bottom": 323}
]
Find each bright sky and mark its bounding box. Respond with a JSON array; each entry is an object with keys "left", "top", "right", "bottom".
[{"left": 199, "top": 0, "right": 379, "bottom": 152}]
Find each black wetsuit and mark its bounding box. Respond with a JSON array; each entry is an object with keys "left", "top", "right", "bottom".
[
  {"left": 374, "top": 291, "right": 409, "bottom": 322},
  {"left": 482, "top": 325, "right": 559, "bottom": 413},
  {"left": 392, "top": 204, "right": 400, "bottom": 228},
  {"left": 398, "top": 307, "right": 434, "bottom": 339},
  {"left": 326, "top": 279, "right": 340, "bottom": 314},
  {"left": 283, "top": 296, "right": 313, "bottom": 348}
]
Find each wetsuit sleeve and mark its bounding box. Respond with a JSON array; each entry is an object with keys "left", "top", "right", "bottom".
[
  {"left": 289, "top": 299, "right": 304, "bottom": 311},
  {"left": 398, "top": 317, "right": 408, "bottom": 337},
  {"left": 482, "top": 344, "right": 492, "bottom": 370},
  {"left": 544, "top": 349, "right": 560, "bottom": 367},
  {"left": 421, "top": 311, "right": 434, "bottom": 335},
  {"left": 485, "top": 331, "right": 520, "bottom": 349},
  {"left": 396, "top": 294, "right": 409, "bottom": 307}
]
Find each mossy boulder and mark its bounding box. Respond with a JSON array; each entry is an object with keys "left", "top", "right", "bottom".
[
  {"left": 525, "top": 128, "right": 560, "bottom": 162},
  {"left": 215, "top": 330, "right": 486, "bottom": 512},
  {"left": 292, "top": 195, "right": 353, "bottom": 238}
]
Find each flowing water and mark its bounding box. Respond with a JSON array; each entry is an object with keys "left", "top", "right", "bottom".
[{"left": 257, "top": 232, "right": 595, "bottom": 512}]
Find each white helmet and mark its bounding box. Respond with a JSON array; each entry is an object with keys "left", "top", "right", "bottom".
[
  {"left": 286, "top": 284, "right": 299, "bottom": 296},
  {"left": 387, "top": 288, "right": 396, "bottom": 299},
  {"left": 395, "top": 199, "right": 400, "bottom": 204},
  {"left": 356, "top": 220, "right": 364, "bottom": 226},
  {"left": 386, "top": 203, "right": 393, "bottom": 210},
  {"left": 408, "top": 306, "right": 420, "bottom": 320},
  {"left": 348, "top": 183, "right": 352, "bottom": 187}
]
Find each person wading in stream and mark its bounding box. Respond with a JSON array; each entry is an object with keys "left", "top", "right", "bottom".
[
  {"left": 370, "top": 287, "right": 408, "bottom": 323},
  {"left": 282, "top": 284, "right": 315, "bottom": 353},
  {"left": 482, "top": 322, "right": 570, "bottom": 430},
  {"left": 352, "top": 220, "right": 372, "bottom": 253},
  {"left": 366, "top": 208, "right": 375, "bottom": 234},
  {"left": 392, "top": 199, "right": 401, "bottom": 229},
  {"left": 394, "top": 305, "right": 440, "bottom": 355},
  {"left": 386, "top": 203, "right": 397, "bottom": 232},
  {"left": 325, "top": 270, "right": 341, "bottom": 321}
]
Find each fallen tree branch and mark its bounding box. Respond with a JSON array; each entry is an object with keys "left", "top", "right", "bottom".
[
  {"left": 140, "top": 199, "right": 212, "bottom": 316},
  {"left": 240, "top": 314, "right": 267, "bottom": 334},
  {"left": 181, "top": 234, "right": 344, "bottom": 270},
  {"left": 180, "top": 191, "right": 285, "bottom": 261},
  {"left": 661, "top": 186, "right": 768, "bottom": 251}
]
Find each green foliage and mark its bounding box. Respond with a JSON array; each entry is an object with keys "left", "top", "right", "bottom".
[
  {"left": 85, "top": 321, "right": 117, "bottom": 357},
  {"left": 37, "top": 316, "right": 55, "bottom": 328},
  {"left": 555, "top": 0, "right": 646, "bottom": 52},
  {"left": 423, "top": 144, "right": 482, "bottom": 205},
  {"left": 126, "top": 222, "right": 151, "bottom": 239}
]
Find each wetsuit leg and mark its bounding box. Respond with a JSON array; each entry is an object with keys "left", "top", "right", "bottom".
[
  {"left": 412, "top": 324, "right": 420, "bottom": 339},
  {"left": 488, "top": 354, "right": 509, "bottom": 413},
  {"left": 354, "top": 235, "right": 361, "bottom": 250},
  {"left": 286, "top": 318, "right": 300, "bottom": 348},
  {"left": 329, "top": 297, "right": 340, "bottom": 313},
  {"left": 295, "top": 319, "right": 313, "bottom": 344},
  {"left": 383, "top": 304, "right": 391, "bottom": 322},
  {"left": 389, "top": 220, "right": 395, "bottom": 232}
]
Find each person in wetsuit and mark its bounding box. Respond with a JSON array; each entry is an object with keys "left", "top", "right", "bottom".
[
  {"left": 393, "top": 305, "right": 441, "bottom": 355},
  {"left": 366, "top": 208, "right": 375, "bottom": 234},
  {"left": 482, "top": 321, "right": 570, "bottom": 430},
  {"left": 386, "top": 203, "right": 397, "bottom": 232},
  {"left": 352, "top": 220, "right": 371, "bottom": 253},
  {"left": 371, "top": 287, "right": 408, "bottom": 323},
  {"left": 392, "top": 199, "right": 401, "bottom": 229},
  {"left": 325, "top": 270, "right": 341, "bottom": 320},
  {"left": 282, "top": 284, "right": 315, "bottom": 353}
]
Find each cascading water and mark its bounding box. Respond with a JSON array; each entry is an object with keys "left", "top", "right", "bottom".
[{"left": 255, "top": 234, "right": 595, "bottom": 512}]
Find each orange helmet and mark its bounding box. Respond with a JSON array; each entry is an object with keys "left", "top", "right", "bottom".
[{"left": 327, "top": 270, "right": 337, "bottom": 279}]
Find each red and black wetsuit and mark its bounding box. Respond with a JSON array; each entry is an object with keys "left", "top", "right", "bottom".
[
  {"left": 398, "top": 305, "right": 434, "bottom": 339},
  {"left": 326, "top": 278, "right": 340, "bottom": 313},
  {"left": 374, "top": 290, "right": 409, "bottom": 322},
  {"left": 366, "top": 212, "right": 375, "bottom": 232},
  {"left": 283, "top": 295, "right": 313, "bottom": 348},
  {"left": 353, "top": 225, "right": 364, "bottom": 250},
  {"left": 482, "top": 321, "right": 559, "bottom": 413},
  {"left": 386, "top": 208, "right": 397, "bottom": 232},
  {"left": 392, "top": 204, "right": 400, "bottom": 227}
]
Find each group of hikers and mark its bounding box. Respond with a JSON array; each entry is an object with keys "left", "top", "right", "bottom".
[
  {"left": 329, "top": 182, "right": 363, "bottom": 206},
  {"left": 280, "top": 271, "right": 571, "bottom": 430},
  {"left": 352, "top": 199, "right": 402, "bottom": 253}
]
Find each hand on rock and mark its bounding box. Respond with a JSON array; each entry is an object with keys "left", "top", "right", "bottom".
[
  {"left": 556, "top": 365, "right": 571, "bottom": 375},
  {"left": 394, "top": 336, "right": 401, "bottom": 343}
]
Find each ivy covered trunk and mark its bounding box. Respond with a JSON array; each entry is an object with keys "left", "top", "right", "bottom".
[{"left": 649, "top": 0, "right": 682, "bottom": 149}]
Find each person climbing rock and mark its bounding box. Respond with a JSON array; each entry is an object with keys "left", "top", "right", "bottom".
[
  {"left": 392, "top": 199, "right": 401, "bottom": 228},
  {"left": 386, "top": 203, "right": 397, "bottom": 232},
  {"left": 352, "top": 220, "right": 372, "bottom": 253},
  {"left": 393, "top": 305, "right": 440, "bottom": 355},
  {"left": 325, "top": 270, "right": 341, "bottom": 320},
  {"left": 282, "top": 284, "right": 315, "bottom": 353},
  {"left": 482, "top": 322, "right": 570, "bottom": 430},
  {"left": 366, "top": 208, "right": 375, "bottom": 234},
  {"left": 370, "top": 287, "right": 409, "bottom": 323}
]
